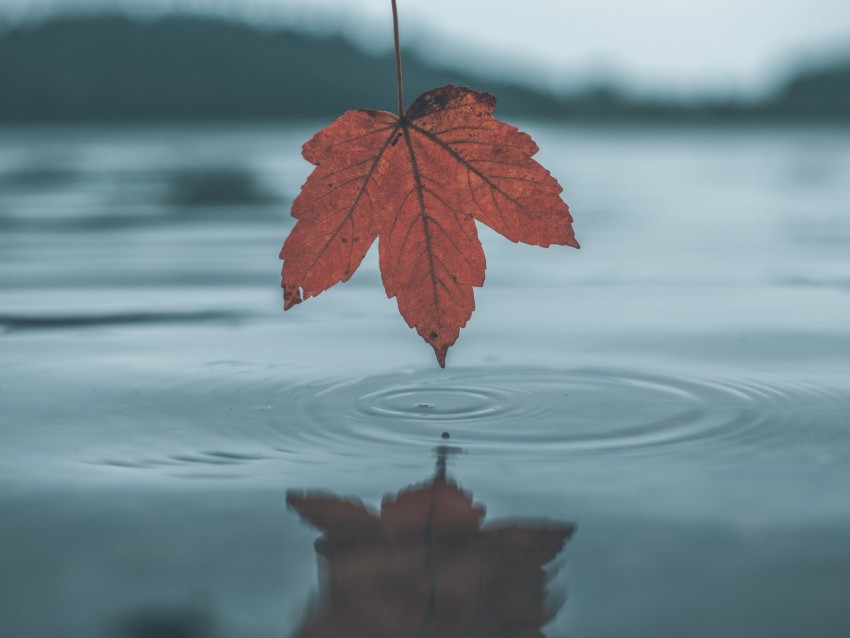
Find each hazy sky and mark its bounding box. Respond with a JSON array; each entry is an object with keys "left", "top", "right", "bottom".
[{"left": 4, "top": 0, "right": 850, "bottom": 95}]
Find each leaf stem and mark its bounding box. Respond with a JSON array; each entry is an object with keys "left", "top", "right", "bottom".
[{"left": 391, "top": 0, "right": 404, "bottom": 117}]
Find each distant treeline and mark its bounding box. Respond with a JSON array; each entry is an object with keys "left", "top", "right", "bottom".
[{"left": 1, "top": 14, "right": 848, "bottom": 123}]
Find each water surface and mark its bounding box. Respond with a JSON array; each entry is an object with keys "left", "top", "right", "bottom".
[{"left": 1, "top": 123, "right": 849, "bottom": 637}]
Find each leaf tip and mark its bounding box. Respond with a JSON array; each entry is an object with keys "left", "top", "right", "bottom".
[
  {"left": 434, "top": 345, "right": 448, "bottom": 368},
  {"left": 283, "top": 284, "right": 303, "bottom": 310}
]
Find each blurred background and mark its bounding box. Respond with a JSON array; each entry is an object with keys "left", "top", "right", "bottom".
[
  {"left": 1, "top": 0, "right": 850, "bottom": 121},
  {"left": 2, "top": 2, "right": 850, "bottom": 638}
]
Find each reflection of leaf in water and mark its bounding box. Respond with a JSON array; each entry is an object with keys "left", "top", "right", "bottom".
[{"left": 288, "top": 474, "right": 574, "bottom": 637}]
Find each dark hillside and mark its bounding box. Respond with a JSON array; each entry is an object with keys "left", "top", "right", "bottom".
[
  {"left": 771, "top": 63, "right": 850, "bottom": 119},
  {"left": 0, "top": 14, "right": 848, "bottom": 123},
  {"left": 0, "top": 14, "right": 562, "bottom": 122}
]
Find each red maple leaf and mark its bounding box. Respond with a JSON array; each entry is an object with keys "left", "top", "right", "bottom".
[{"left": 280, "top": 4, "right": 577, "bottom": 367}]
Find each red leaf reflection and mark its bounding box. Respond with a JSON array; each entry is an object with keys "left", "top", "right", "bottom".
[{"left": 288, "top": 467, "right": 574, "bottom": 637}]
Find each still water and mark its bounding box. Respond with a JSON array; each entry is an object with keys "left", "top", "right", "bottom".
[{"left": 1, "top": 123, "right": 849, "bottom": 637}]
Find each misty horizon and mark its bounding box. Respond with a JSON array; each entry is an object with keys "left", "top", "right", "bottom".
[
  {"left": 1, "top": 12, "right": 848, "bottom": 125},
  {"left": 1, "top": 0, "right": 849, "bottom": 99}
]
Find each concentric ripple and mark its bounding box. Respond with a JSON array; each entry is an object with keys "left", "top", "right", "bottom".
[
  {"left": 276, "top": 367, "right": 835, "bottom": 458},
  {"left": 81, "top": 366, "right": 848, "bottom": 476}
]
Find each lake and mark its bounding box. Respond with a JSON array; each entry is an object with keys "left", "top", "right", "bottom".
[{"left": 1, "top": 122, "right": 849, "bottom": 637}]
